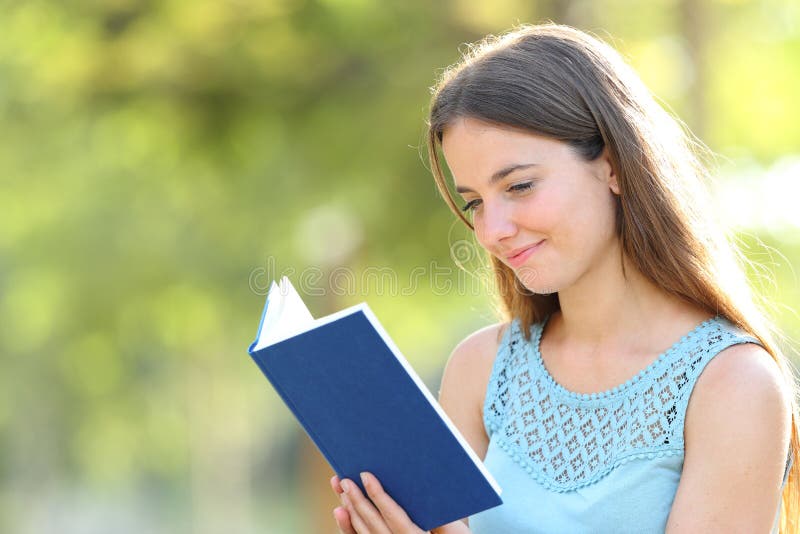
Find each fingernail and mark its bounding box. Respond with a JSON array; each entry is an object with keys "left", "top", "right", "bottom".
[
  {"left": 360, "top": 472, "right": 369, "bottom": 487},
  {"left": 341, "top": 479, "right": 350, "bottom": 493}
]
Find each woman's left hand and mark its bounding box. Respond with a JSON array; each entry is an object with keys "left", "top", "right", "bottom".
[{"left": 331, "top": 472, "right": 428, "bottom": 534}]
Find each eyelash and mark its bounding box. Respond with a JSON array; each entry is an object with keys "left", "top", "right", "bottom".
[{"left": 460, "top": 182, "right": 534, "bottom": 213}]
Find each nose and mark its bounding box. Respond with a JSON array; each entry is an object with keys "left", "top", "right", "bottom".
[{"left": 475, "top": 199, "right": 517, "bottom": 248}]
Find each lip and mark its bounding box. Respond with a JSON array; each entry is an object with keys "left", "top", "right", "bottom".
[{"left": 505, "top": 240, "right": 545, "bottom": 268}]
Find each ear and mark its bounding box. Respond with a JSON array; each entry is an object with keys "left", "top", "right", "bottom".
[
  {"left": 608, "top": 171, "right": 620, "bottom": 195},
  {"left": 599, "top": 147, "right": 620, "bottom": 195}
]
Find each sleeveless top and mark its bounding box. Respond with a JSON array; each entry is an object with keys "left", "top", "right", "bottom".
[{"left": 470, "top": 315, "right": 793, "bottom": 534}]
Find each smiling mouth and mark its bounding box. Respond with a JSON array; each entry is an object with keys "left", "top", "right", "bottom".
[{"left": 505, "top": 240, "right": 545, "bottom": 267}]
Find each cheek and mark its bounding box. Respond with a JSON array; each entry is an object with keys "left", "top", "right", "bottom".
[
  {"left": 589, "top": 189, "right": 618, "bottom": 229},
  {"left": 565, "top": 192, "right": 619, "bottom": 246}
]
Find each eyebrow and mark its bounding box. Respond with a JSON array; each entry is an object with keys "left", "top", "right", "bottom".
[{"left": 455, "top": 163, "right": 539, "bottom": 194}]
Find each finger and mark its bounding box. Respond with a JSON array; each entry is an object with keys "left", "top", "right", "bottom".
[
  {"left": 341, "top": 493, "right": 370, "bottom": 533},
  {"left": 360, "top": 472, "right": 420, "bottom": 532},
  {"left": 333, "top": 505, "right": 356, "bottom": 534},
  {"left": 341, "top": 478, "right": 391, "bottom": 534},
  {"left": 331, "top": 475, "right": 344, "bottom": 495}
]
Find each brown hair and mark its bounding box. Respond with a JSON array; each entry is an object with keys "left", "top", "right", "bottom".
[{"left": 426, "top": 23, "right": 799, "bottom": 533}]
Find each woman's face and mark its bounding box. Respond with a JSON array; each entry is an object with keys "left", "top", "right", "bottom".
[{"left": 441, "top": 117, "right": 620, "bottom": 295}]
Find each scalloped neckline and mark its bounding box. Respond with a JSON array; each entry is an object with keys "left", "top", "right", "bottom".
[{"left": 531, "top": 314, "right": 720, "bottom": 401}]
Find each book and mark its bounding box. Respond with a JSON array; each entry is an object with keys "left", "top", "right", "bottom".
[{"left": 248, "top": 276, "right": 503, "bottom": 531}]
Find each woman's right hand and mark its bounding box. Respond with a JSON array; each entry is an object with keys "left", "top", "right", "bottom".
[
  {"left": 329, "top": 474, "right": 471, "bottom": 534},
  {"left": 330, "top": 473, "right": 427, "bottom": 534}
]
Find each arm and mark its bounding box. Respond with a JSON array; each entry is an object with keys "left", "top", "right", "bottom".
[
  {"left": 431, "top": 521, "right": 472, "bottom": 534},
  {"left": 665, "top": 343, "right": 792, "bottom": 533},
  {"left": 435, "top": 322, "right": 506, "bottom": 529},
  {"left": 438, "top": 322, "right": 506, "bottom": 460}
]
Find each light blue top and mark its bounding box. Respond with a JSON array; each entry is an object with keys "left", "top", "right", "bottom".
[{"left": 470, "top": 315, "right": 793, "bottom": 534}]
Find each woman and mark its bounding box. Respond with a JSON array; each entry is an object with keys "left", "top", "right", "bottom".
[{"left": 330, "top": 23, "right": 799, "bottom": 533}]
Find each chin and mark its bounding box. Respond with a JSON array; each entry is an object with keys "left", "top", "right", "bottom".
[
  {"left": 520, "top": 285, "right": 558, "bottom": 296},
  {"left": 514, "top": 268, "right": 560, "bottom": 296}
]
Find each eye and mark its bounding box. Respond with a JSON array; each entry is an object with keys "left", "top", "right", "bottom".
[
  {"left": 509, "top": 181, "right": 533, "bottom": 193},
  {"left": 460, "top": 199, "right": 481, "bottom": 213},
  {"left": 460, "top": 182, "right": 533, "bottom": 213}
]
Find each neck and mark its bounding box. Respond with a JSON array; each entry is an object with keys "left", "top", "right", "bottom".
[{"left": 552, "top": 244, "right": 689, "bottom": 350}]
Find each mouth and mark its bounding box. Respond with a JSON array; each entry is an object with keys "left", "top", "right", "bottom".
[{"left": 505, "top": 240, "right": 545, "bottom": 268}]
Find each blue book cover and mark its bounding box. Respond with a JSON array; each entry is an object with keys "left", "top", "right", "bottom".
[{"left": 248, "top": 277, "right": 503, "bottom": 531}]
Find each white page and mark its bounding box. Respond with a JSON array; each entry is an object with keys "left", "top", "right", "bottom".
[{"left": 254, "top": 276, "right": 316, "bottom": 350}]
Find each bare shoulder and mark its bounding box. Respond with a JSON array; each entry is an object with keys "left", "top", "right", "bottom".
[
  {"left": 669, "top": 342, "right": 792, "bottom": 530},
  {"left": 689, "top": 342, "right": 790, "bottom": 417},
  {"left": 437, "top": 321, "right": 511, "bottom": 460},
  {"left": 447, "top": 322, "right": 510, "bottom": 374},
  {"left": 686, "top": 342, "right": 791, "bottom": 442},
  {"left": 439, "top": 321, "right": 509, "bottom": 402}
]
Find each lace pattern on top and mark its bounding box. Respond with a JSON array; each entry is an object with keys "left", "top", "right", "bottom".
[{"left": 483, "top": 315, "right": 765, "bottom": 493}]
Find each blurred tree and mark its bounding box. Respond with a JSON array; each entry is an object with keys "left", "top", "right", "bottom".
[{"left": 0, "top": 0, "right": 797, "bottom": 532}]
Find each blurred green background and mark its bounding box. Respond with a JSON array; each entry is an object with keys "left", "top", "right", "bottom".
[{"left": 1, "top": 0, "right": 798, "bottom": 533}]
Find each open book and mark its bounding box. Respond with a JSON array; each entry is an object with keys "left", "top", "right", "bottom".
[{"left": 248, "top": 277, "right": 503, "bottom": 531}]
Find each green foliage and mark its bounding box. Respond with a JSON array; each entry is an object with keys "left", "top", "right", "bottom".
[{"left": 1, "top": 1, "right": 798, "bottom": 532}]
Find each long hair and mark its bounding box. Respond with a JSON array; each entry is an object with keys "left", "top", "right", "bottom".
[{"left": 426, "top": 23, "right": 799, "bottom": 533}]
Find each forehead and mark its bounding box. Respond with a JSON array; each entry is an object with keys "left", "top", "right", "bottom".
[
  {"left": 442, "top": 117, "right": 533, "bottom": 147},
  {"left": 441, "top": 117, "right": 565, "bottom": 177}
]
